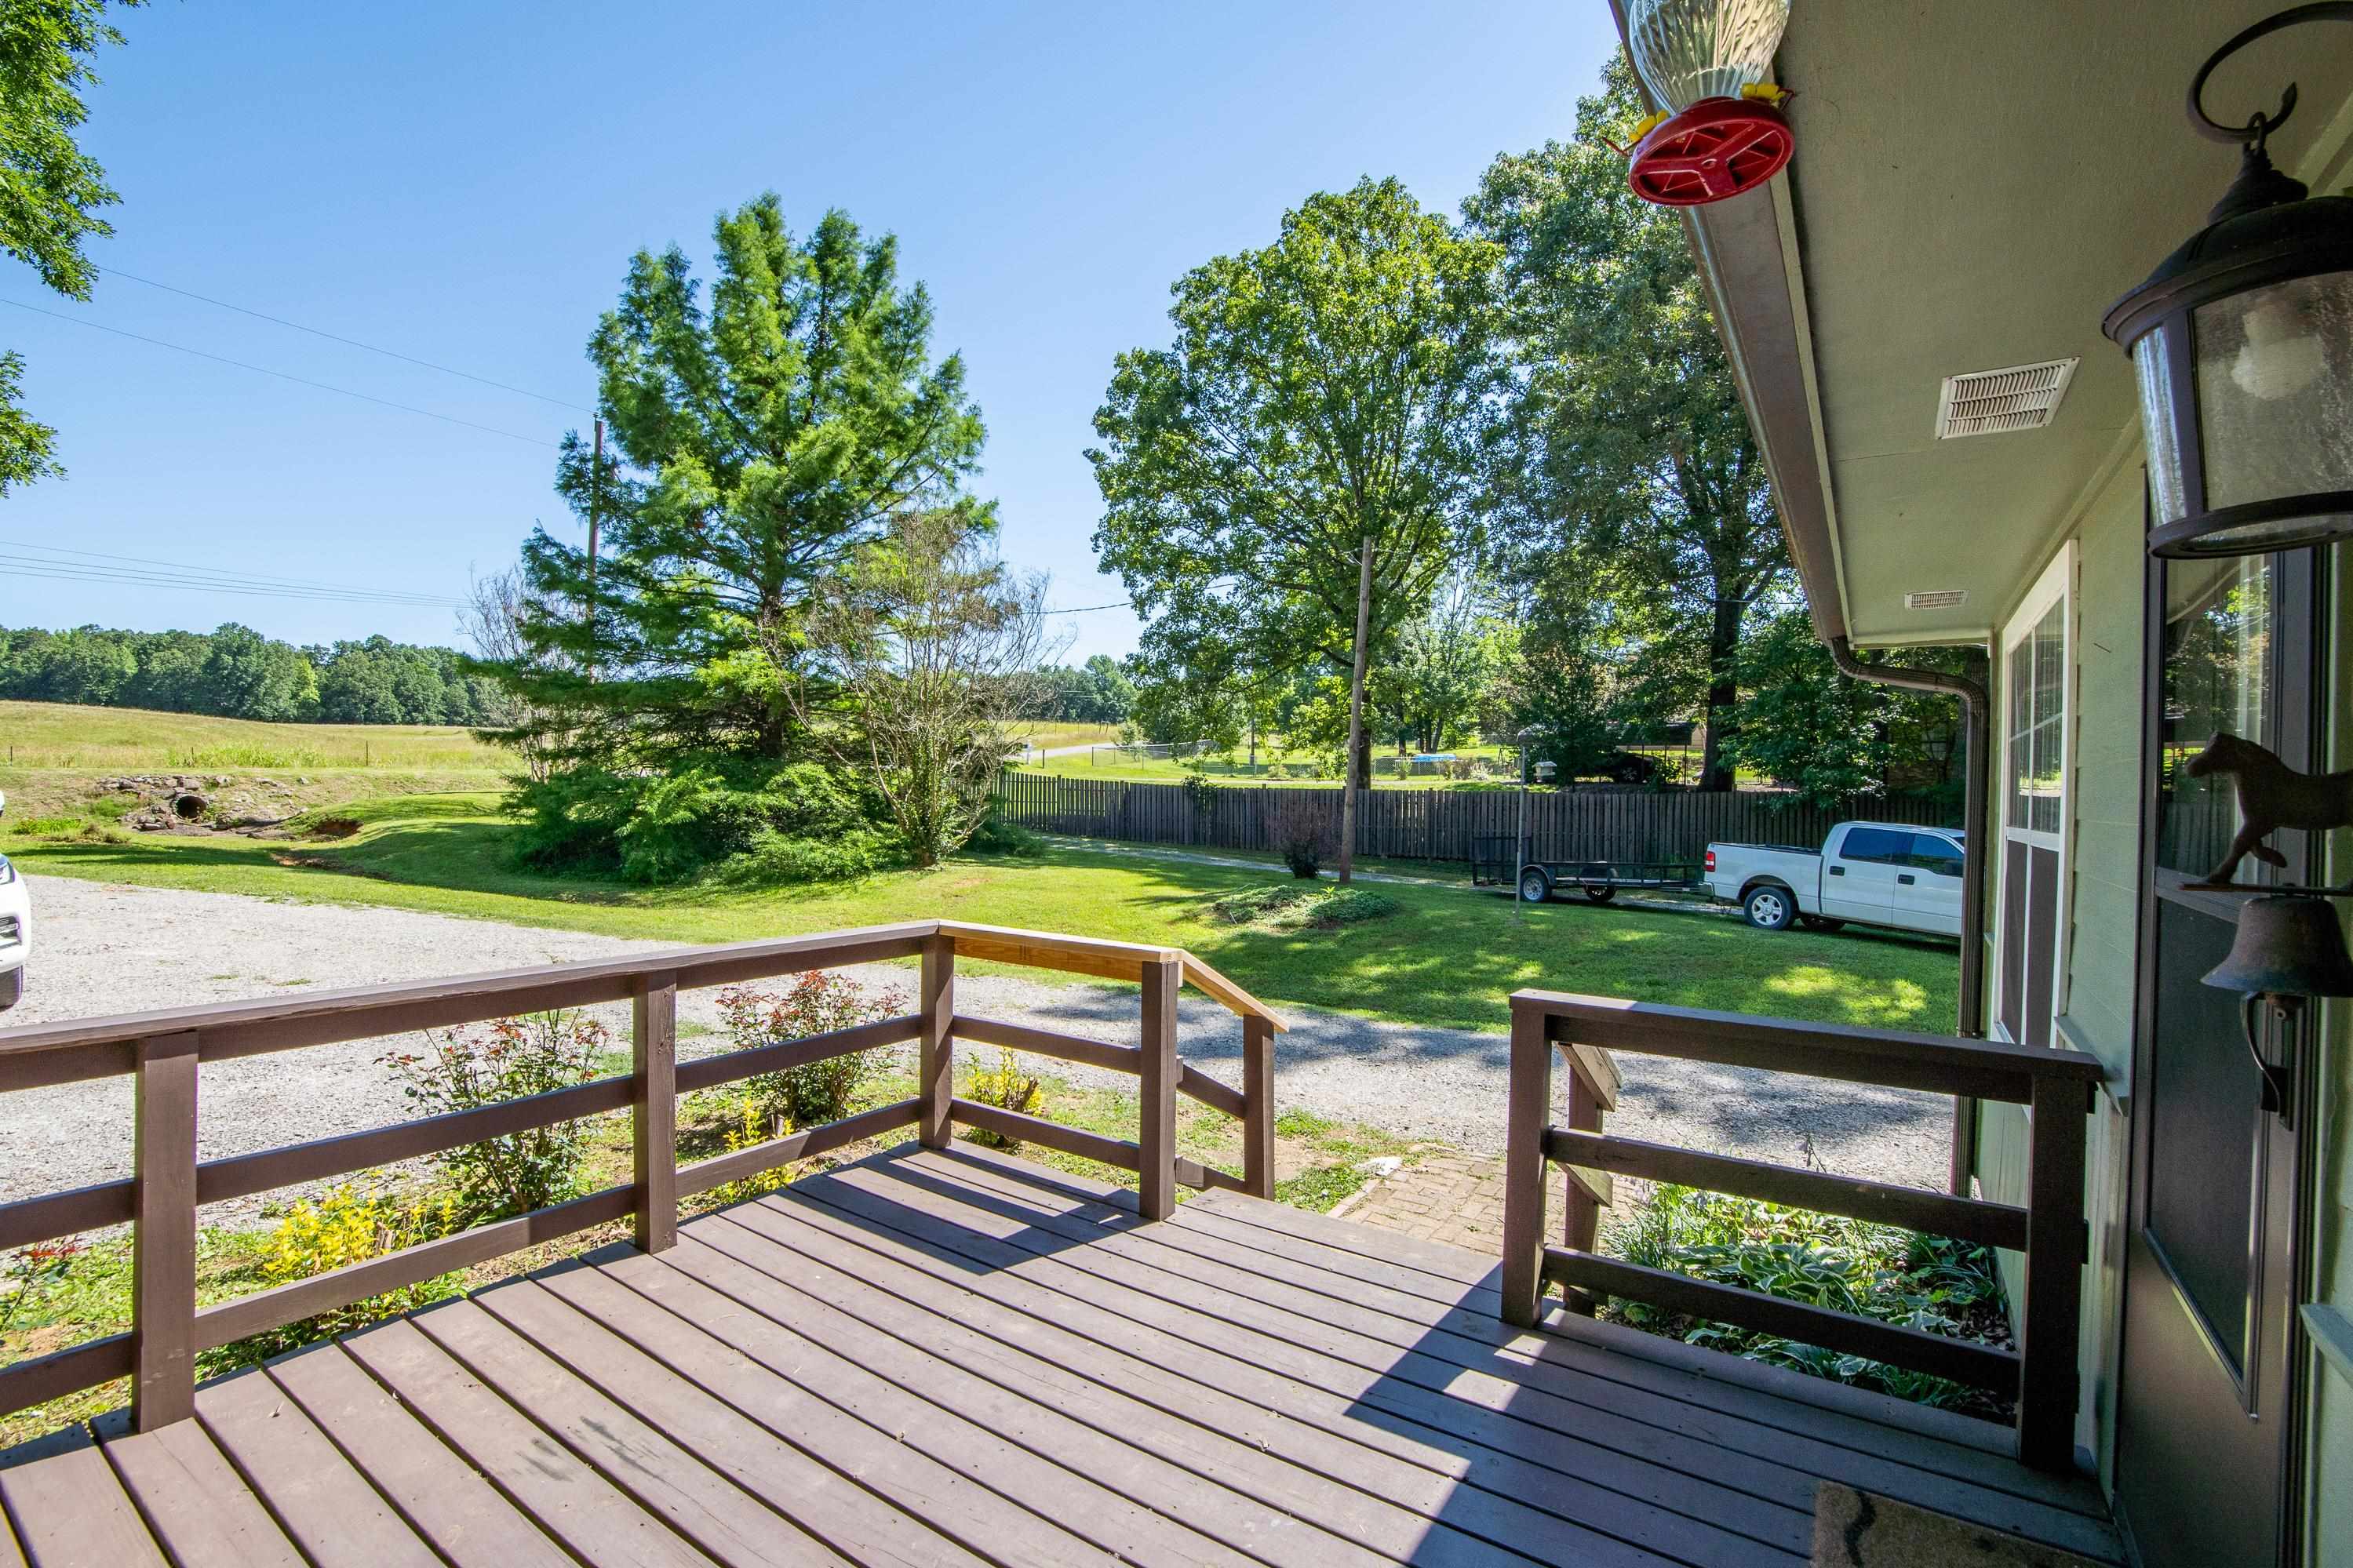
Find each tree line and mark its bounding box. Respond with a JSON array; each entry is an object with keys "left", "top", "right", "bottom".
[{"left": 0, "top": 622, "right": 514, "bottom": 726}]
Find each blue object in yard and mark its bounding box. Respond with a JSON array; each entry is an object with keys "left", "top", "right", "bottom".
[{"left": 1412, "top": 753, "right": 1457, "bottom": 762}]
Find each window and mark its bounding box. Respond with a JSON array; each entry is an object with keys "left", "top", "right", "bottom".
[
  {"left": 1839, "top": 828, "right": 1910, "bottom": 864},
  {"left": 1908, "top": 835, "right": 1965, "bottom": 877},
  {"left": 1994, "top": 548, "right": 2071, "bottom": 1048}
]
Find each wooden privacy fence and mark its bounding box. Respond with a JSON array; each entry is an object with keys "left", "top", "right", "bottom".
[
  {"left": 1498, "top": 990, "right": 2103, "bottom": 1472},
  {"left": 998, "top": 772, "right": 1956, "bottom": 863},
  {"left": 0, "top": 920, "right": 1284, "bottom": 1433}
]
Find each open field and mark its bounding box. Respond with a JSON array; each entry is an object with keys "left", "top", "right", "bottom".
[
  {"left": 0, "top": 700, "right": 509, "bottom": 772},
  {"left": 0, "top": 791, "right": 1956, "bottom": 1036},
  {"left": 1003, "top": 720, "right": 1124, "bottom": 751}
]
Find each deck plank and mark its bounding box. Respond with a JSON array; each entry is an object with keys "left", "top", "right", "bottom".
[
  {"left": 801, "top": 1159, "right": 1819, "bottom": 1528},
  {"left": 91, "top": 1407, "right": 306, "bottom": 1568},
  {"left": 0, "top": 1144, "right": 2124, "bottom": 1568},
  {"left": 561, "top": 1251, "right": 1244, "bottom": 1568},
  {"left": 409, "top": 1297, "right": 850, "bottom": 1568},
  {"left": 673, "top": 1215, "right": 1468, "bottom": 1568},
  {"left": 0, "top": 1424, "right": 168, "bottom": 1568},
  {"left": 914, "top": 1147, "right": 2116, "bottom": 1543},
  {"left": 264, "top": 1340, "right": 581, "bottom": 1568},
  {"left": 339, "top": 1318, "right": 712, "bottom": 1568},
  {"left": 730, "top": 1178, "right": 1771, "bottom": 1567},
  {"left": 487, "top": 1271, "right": 1036, "bottom": 1568}
]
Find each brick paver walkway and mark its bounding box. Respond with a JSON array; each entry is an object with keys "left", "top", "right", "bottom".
[{"left": 1331, "top": 1148, "right": 1655, "bottom": 1254}]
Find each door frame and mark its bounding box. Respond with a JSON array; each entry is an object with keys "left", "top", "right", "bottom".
[
  {"left": 2119, "top": 544, "right": 2322, "bottom": 1565},
  {"left": 1992, "top": 543, "right": 2076, "bottom": 1046}
]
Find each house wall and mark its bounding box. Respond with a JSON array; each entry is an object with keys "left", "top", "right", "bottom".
[{"left": 1972, "top": 453, "right": 2144, "bottom": 1481}]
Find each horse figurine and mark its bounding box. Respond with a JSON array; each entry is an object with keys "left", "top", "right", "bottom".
[{"left": 2183, "top": 730, "right": 2353, "bottom": 884}]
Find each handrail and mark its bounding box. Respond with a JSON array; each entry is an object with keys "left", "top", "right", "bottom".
[
  {"left": 0, "top": 919, "right": 1280, "bottom": 1433},
  {"left": 1499, "top": 988, "right": 2095, "bottom": 1473}
]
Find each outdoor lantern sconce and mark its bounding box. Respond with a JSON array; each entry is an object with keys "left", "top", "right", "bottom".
[
  {"left": 2105, "top": 5, "right": 2353, "bottom": 559},
  {"left": 1621, "top": 0, "right": 1794, "bottom": 207},
  {"left": 2202, "top": 893, "right": 2353, "bottom": 1120}
]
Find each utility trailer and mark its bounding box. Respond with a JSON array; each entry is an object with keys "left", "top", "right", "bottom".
[{"left": 1468, "top": 835, "right": 1703, "bottom": 905}]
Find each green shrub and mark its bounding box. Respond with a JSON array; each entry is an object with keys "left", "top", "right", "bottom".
[
  {"left": 509, "top": 757, "right": 883, "bottom": 884},
  {"left": 379, "top": 1012, "right": 609, "bottom": 1220},
  {"left": 1603, "top": 1184, "right": 2011, "bottom": 1412},
  {"left": 963, "top": 809, "right": 1043, "bottom": 857},
  {"left": 716, "top": 971, "right": 906, "bottom": 1130},
  {"left": 960, "top": 1046, "right": 1042, "bottom": 1149}
]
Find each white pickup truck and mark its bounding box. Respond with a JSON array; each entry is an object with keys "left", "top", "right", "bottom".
[
  {"left": 1703, "top": 821, "right": 1965, "bottom": 937},
  {"left": 0, "top": 790, "right": 24, "bottom": 1009}
]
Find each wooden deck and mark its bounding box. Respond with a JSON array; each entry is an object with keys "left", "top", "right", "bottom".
[{"left": 0, "top": 1144, "right": 2122, "bottom": 1567}]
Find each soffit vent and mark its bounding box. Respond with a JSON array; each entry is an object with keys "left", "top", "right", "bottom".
[
  {"left": 1934, "top": 358, "right": 2078, "bottom": 439},
  {"left": 1903, "top": 589, "right": 1969, "bottom": 611}
]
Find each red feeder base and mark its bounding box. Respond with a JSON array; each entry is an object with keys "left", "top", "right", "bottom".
[{"left": 1627, "top": 96, "right": 1793, "bottom": 206}]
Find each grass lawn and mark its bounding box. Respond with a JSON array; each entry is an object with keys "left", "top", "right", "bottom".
[
  {"left": 0, "top": 700, "right": 509, "bottom": 772},
  {"left": 0, "top": 791, "right": 1957, "bottom": 1035}
]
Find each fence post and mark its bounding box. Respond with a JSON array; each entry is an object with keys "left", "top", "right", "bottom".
[
  {"left": 1138, "top": 957, "right": 1181, "bottom": 1221},
  {"left": 1242, "top": 1016, "right": 1276, "bottom": 1199},
  {"left": 632, "top": 970, "right": 678, "bottom": 1253},
  {"left": 133, "top": 1030, "right": 199, "bottom": 1431},
  {"left": 920, "top": 932, "right": 955, "bottom": 1148},
  {"left": 1499, "top": 996, "right": 1551, "bottom": 1329},
  {"left": 2016, "top": 1075, "right": 2089, "bottom": 1469}
]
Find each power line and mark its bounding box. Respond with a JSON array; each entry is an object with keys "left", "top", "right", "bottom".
[
  {"left": 0, "top": 298, "right": 561, "bottom": 448},
  {"left": 0, "top": 537, "right": 464, "bottom": 604},
  {"left": 1044, "top": 601, "right": 1131, "bottom": 615},
  {"left": 100, "top": 267, "right": 595, "bottom": 415},
  {"left": 0, "top": 558, "right": 467, "bottom": 609}
]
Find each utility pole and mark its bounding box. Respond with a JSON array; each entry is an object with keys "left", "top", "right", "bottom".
[
  {"left": 584, "top": 417, "right": 603, "bottom": 678},
  {"left": 1338, "top": 536, "right": 1373, "bottom": 886}
]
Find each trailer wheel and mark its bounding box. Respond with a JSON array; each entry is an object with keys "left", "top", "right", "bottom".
[
  {"left": 1583, "top": 884, "right": 1616, "bottom": 904},
  {"left": 1517, "top": 867, "right": 1552, "bottom": 904},
  {"left": 1576, "top": 862, "right": 1616, "bottom": 902},
  {"left": 1743, "top": 884, "right": 1798, "bottom": 931}
]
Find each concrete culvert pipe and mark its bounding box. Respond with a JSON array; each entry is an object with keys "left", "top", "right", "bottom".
[{"left": 169, "top": 792, "right": 209, "bottom": 820}]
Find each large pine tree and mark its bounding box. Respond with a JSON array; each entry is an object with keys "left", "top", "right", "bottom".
[{"left": 496, "top": 195, "right": 988, "bottom": 765}]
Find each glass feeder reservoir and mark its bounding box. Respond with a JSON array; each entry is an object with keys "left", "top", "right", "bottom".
[
  {"left": 2105, "top": 13, "right": 2353, "bottom": 559},
  {"left": 1623, "top": 0, "right": 1794, "bottom": 207}
]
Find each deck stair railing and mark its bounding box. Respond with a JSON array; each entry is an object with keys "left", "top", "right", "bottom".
[
  {"left": 0, "top": 919, "right": 1284, "bottom": 1433},
  {"left": 1498, "top": 989, "right": 2104, "bottom": 1472}
]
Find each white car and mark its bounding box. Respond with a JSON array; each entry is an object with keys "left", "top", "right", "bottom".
[
  {"left": 0, "top": 790, "right": 23, "bottom": 1009},
  {"left": 1703, "top": 821, "right": 1965, "bottom": 938}
]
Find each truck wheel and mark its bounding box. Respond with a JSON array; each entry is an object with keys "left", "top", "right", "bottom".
[
  {"left": 1799, "top": 915, "right": 1845, "bottom": 933},
  {"left": 1517, "top": 867, "right": 1552, "bottom": 904},
  {"left": 0, "top": 968, "right": 20, "bottom": 1011},
  {"left": 1743, "top": 885, "right": 1797, "bottom": 931}
]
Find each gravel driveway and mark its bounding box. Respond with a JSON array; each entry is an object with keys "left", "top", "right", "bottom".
[{"left": 0, "top": 875, "right": 1951, "bottom": 1226}]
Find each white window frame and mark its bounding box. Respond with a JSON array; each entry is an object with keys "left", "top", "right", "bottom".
[{"left": 1991, "top": 543, "right": 2076, "bottom": 1046}]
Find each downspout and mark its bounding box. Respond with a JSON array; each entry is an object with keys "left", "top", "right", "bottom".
[{"left": 1828, "top": 636, "right": 1988, "bottom": 1196}]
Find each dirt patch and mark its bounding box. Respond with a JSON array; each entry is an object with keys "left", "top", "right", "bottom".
[
  {"left": 304, "top": 817, "right": 362, "bottom": 840},
  {"left": 266, "top": 850, "right": 392, "bottom": 880}
]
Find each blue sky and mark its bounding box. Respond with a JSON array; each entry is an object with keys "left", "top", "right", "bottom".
[{"left": 0, "top": 1, "right": 1614, "bottom": 664}]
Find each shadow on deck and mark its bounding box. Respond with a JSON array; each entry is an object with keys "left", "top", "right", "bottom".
[{"left": 0, "top": 1144, "right": 2122, "bottom": 1567}]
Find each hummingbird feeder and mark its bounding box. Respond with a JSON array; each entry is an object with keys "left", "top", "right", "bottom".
[{"left": 1622, "top": 0, "right": 1795, "bottom": 207}]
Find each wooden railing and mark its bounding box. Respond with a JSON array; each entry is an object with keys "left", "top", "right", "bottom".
[
  {"left": 0, "top": 919, "right": 1284, "bottom": 1433},
  {"left": 1498, "top": 989, "right": 2103, "bottom": 1472}
]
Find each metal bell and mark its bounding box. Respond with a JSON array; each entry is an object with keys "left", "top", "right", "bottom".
[{"left": 2202, "top": 894, "right": 2353, "bottom": 999}]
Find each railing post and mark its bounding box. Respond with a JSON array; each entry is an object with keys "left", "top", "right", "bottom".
[
  {"left": 1559, "top": 1049, "right": 1605, "bottom": 1315},
  {"left": 133, "top": 1031, "right": 199, "bottom": 1431},
  {"left": 1500, "top": 996, "right": 1552, "bottom": 1329},
  {"left": 2016, "top": 1075, "right": 2089, "bottom": 1470},
  {"left": 1242, "top": 1016, "right": 1276, "bottom": 1199},
  {"left": 632, "top": 970, "right": 678, "bottom": 1253},
  {"left": 920, "top": 932, "right": 955, "bottom": 1148},
  {"left": 1138, "top": 957, "right": 1180, "bottom": 1221}
]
